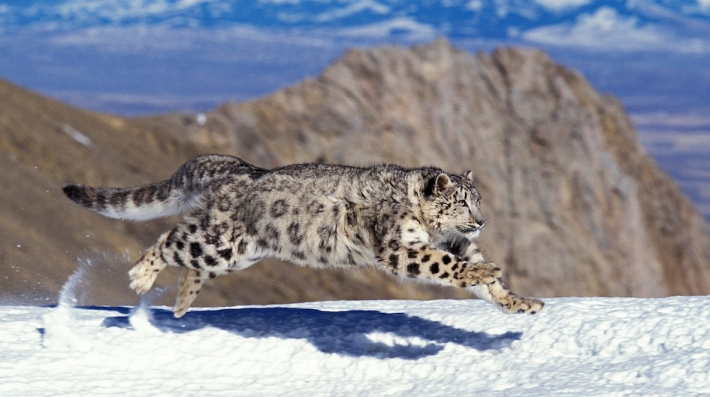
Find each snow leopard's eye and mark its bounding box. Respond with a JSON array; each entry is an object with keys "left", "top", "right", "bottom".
[{"left": 458, "top": 200, "right": 468, "bottom": 208}]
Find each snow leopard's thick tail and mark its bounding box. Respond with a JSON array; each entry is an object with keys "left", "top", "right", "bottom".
[{"left": 63, "top": 154, "right": 261, "bottom": 221}]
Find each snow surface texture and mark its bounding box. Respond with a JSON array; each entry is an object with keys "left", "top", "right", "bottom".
[{"left": 1, "top": 296, "right": 710, "bottom": 396}]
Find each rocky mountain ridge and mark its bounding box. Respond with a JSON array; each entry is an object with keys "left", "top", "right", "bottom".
[{"left": 2, "top": 39, "right": 709, "bottom": 306}]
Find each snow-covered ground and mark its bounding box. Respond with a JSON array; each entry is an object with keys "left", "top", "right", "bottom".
[{"left": 1, "top": 295, "right": 709, "bottom": 396}]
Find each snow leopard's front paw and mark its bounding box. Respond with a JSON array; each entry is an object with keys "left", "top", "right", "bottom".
[
  {"left": 488, "top": 280, "right": 544, "bottom": 314},
  {"left": 506, "top": 295, "right": 545, "bottom": 314},
  {"left": 468, "top": 278, "right": 544, "bottom": 314}
]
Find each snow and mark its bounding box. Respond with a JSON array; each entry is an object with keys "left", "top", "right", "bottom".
[
  {"left": 61, "top": 124, "right": 93, "bottom": 148},
  {"left": 2, "top": 294, "right": 710, "bottom": 396}
]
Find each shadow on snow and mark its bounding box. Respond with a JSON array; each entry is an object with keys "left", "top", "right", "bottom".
[{"left": 100, "top": 306, "right": 521, "bottom": 360}]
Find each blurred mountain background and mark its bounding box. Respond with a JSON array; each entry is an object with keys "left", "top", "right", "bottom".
[
  {"left": 2, "top": 1, "right": 710, "bottom": 306},
  {"left": 2, "top": 0, "right": 710, "bottom": 220}
]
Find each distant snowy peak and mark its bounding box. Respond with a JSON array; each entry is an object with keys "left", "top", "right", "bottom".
[{"left": 2, "top": 0, "right": 710, "bottom": 52}]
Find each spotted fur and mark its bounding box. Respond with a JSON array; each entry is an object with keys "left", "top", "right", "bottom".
[{"left": 64, "top": 155, "right": 544, "bottom": 317}]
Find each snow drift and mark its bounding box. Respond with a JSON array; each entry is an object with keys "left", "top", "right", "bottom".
[{"left": 1, "top": 296, "right": 709, "bottom": 396}]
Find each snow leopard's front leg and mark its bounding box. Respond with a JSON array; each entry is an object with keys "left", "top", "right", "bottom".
[
  {"left": 467, "top": 278, "right": 544, "bottom": 314},
  {"left": 435, "top": 233, "right": 544, "bottom": 313},
  {"left": 380, "top": 240, "right": 544, "bottom": 314},
  {"left": 435, "top": 232, "right": 487, "bottom": 263}
]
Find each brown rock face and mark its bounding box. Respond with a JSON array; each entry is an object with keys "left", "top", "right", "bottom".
[
  {"left": 202, "top": 39, "right": 710, "bottom": 298},
  {"left": 2, "top": 39, "right": 709, "bottom": 306}
]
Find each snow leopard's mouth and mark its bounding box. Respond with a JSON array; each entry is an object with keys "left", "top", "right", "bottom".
[
  {"left": 457, "top": 224, "right": 484, "bottom": 237},
  {"left": 458, "top": 223, "right": 484, "bottom": 234}
]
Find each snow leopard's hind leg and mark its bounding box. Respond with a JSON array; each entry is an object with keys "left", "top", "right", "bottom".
[
  {"left": 128, "top": 231, "right": 170, "bottom": 295},
  {"left": 128, "top": 231, "right": 213, "bottom": 318},
  {"left": 173, "top": 268, "right": 210, "bottom": 318}
]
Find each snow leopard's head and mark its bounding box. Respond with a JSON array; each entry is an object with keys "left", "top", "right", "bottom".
[{"left": 423, "top": 171, "right": 485, "bottom": 240}]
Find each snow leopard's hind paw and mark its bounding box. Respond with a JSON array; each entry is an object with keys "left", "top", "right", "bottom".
[
  {"left": 128, "top": 234, "right": 168, "bottom": 295},
  {"left": 173, "top": 268, "right": 209, "bottom": 318}
]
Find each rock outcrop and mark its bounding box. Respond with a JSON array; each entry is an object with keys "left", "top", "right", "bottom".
[
  {"left": 2, "top": 39, "right": 709, "bottom": 306},
  {"left": 200, "top": 38, "right": 710, "bottom": 298}
]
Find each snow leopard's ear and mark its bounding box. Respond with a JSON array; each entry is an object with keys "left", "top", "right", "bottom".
[
  {"left": 462, "top": 171, "right": 474, "bottom": 182},
  {"left": 433, "top": 173, "right": 451, "bottom": 196}
]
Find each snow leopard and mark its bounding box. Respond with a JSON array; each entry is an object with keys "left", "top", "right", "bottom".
[{"left": 63, "top": 154, "right": 544, "bottom": 318}]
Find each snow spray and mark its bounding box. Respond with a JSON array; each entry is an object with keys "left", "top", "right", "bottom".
[
  {"left": 41, "top": 252, "right": 142, "bottom": 348},
  {"left": 41, "top": 258, "right": 93, "bottom": 350}
]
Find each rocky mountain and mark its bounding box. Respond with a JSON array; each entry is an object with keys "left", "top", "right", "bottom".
[
  {"left": 0, "top": 55, "right": 467, "bottom": 306},
  {"left": 2, "top": 39, "right": 709, "bottom": 307}
]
